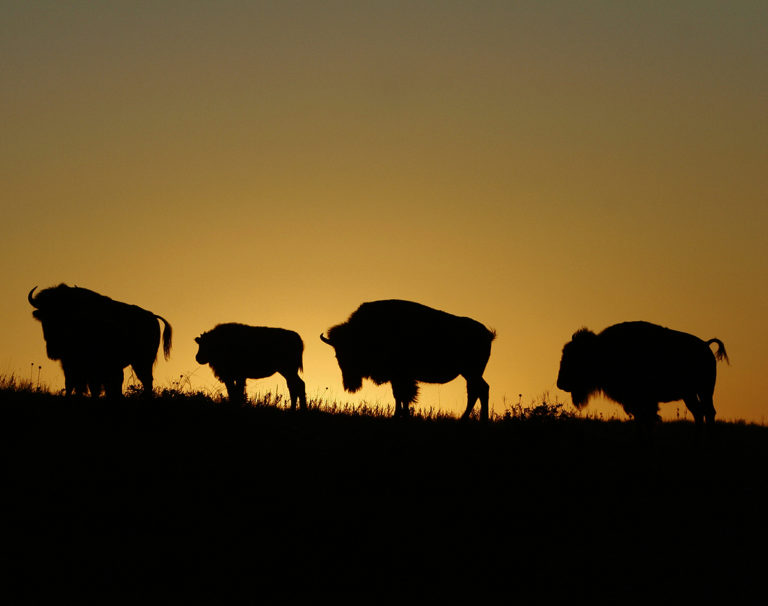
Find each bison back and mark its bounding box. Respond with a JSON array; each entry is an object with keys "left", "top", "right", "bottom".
[
  {"left": 598, "top": 322, "right": 718, "bottom": 403},
  {"left": 344, "top": 300, "right": 494, "bottom": 377}
]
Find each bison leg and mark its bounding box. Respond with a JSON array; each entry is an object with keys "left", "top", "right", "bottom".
[
  {"left": 132, "top": 361, "right": 155, "bottom": 397},
  {"left": 87, "top": 379, "right": 103, "bottom": 398},
  {"left": 284, "top": 373, "right": 306, "bottom": 411},
  {"left": 225, "top": 378, "right": 246, "bottom": 404},
  {"left": 623, "top": 400, "right": 659, "bottom": 426},
  {"left": 462, "top": 377, "right": 490, "bottom": 422},
  {"left": 102, "top": 367, "right": 124, "bottom": 399},
  {"left": 391, "top": 380, "right": 418, "bottom": 419},
  {"left": 66, "top": 374, "right": 88, "bottom": 397},
  {"left": 683, "top": 395, "right": 705, "bottom": 425},
  {"left": 696, "top": 392, "right": 716, "bottom": 425},
  {"left": 61, "top": 360, "right": 88, "bottom": 396}
]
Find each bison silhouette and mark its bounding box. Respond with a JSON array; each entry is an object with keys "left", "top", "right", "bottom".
[
  {"left": 28, "top": 284, "right": 172, "bottom": 397},
  {"left": 557, "top": 321, "right": 729, "bottom": 425},
  {"left": 194, "top": 323, "right": 307, "bottom": 409},
  {"left": 321, "top": 299, "right": 496, "bottom": 420}
]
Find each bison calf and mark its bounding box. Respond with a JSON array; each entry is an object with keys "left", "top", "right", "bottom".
[
  {"left": 557, "top": 321, "right": 729, "bottom": 425},
  {"left": 195, "top": 323, "right": 306, "bottom": 409}
]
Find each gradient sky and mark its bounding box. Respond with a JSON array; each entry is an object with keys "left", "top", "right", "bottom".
[{"left": 2, "top": 1, "right": 766, "bottom": 422}]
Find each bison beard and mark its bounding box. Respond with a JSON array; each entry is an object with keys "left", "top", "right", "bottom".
[
  {"left": 341, "top": 371, "right": 364, "bottom": 394},
  {"left": 569, "top": 389, "right": 593, "bottom": 410}
]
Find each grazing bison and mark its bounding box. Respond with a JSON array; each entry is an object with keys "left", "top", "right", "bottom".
[
  {"left": 29, "top": 284, "right": 172, "bottom": 397},
  {"left": 321, "top": 300, "right": 496, "bottom": 420},
  {"left": 557, "top": 321, "right": 729, "bottom": 425},
  {"left": 195, "top": 323, "right": 307, "bottom": 409}
]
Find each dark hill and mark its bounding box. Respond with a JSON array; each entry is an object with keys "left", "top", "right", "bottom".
[{"left": 3, "top": 388, "right": 767, "bottom": 602}]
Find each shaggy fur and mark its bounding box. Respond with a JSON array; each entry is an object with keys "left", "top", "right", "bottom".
[
  {"left": 195, "top": 323, "right": 306, "bottom": 409},
  {"left": 321, "top": 299, "right": 496, "bottom": 421},
  {"left": 29, "top": 284, "right": 172, "bottom": 397},
  {"left": 557, "top": 321, "right": 728, "bottom": 425}
]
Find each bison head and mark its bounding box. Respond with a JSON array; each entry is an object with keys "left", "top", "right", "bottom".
[
  {"left": 29, "top": 286, "right": 72, "bottom": 360},
  {"left": 320, "top": 329, "right": 364, "bottom": 393},
  {"left": 557, "top": 328, "right": 600, "bottom": 409},
  {"left": 194, "top": 334, "right": 211, "bottom": 365}
]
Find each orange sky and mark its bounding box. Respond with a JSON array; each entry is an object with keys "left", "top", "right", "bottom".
[{"left": 2, "top": 2, "right": 766, "bottom": 422}]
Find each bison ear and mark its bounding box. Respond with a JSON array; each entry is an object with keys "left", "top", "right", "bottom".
[{"left": 194, "top": 336, "right": 201, "bottom": 343}]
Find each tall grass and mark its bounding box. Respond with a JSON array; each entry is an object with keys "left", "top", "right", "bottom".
[
  {"left": 0, "top": 370, "right": 582, "bottom": 424},
  {"left": 2, "top": 372, "right": 756, "bottom": 428},
  {"left": 0, "top": 371, "right": 50, "bottom": 394}
]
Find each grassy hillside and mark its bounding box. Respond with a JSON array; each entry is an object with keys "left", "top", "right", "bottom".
[{"left": 3, "top": 383, "right": 768, "bottom": 602}]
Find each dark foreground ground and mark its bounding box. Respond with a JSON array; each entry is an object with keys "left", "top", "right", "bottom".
[{"left": 3, "top": 389, "right": 768, "bottom": 603}]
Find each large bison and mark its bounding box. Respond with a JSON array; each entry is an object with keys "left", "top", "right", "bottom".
[
  {"left": 557, "top": 321, "right": 729, "bottom": 425},
  {"left": 321, "top": 299, "right": 496, "bottom": 420},
  {"left": 28, "top": 284, "right": 172, "bottom": 397},
  {"left": 194, "top": 323, "right": 307, "bottom": 409}
]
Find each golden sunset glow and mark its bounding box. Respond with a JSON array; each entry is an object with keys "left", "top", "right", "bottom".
[{"left": 2, "top": 2, "right": 766, "bottom": 422}]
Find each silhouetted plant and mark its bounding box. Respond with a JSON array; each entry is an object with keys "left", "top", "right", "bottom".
[
  {"left": 502, "top": 392, "right": 575, "bottom": 422},
  {"left": 1, "top": 369, "right": 50, "bottom": 394}
]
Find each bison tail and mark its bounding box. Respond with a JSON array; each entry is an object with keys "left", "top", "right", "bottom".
[
  {"left": 707, "top": 338, "right": 729, "bottom": 365},
  {"left": 157, "top": 315, "right": 173, "bottom": 360},
  {"left": 297, "top": 341, "right": 304, "bottom": 374}
]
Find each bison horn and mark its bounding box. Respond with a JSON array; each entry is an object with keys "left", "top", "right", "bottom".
[
  {"left": 320, "top": 333, "right": 333, "bottom": 346},
  {"left": 28, "top": 286, "right": 39, "bottom": 308}
]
